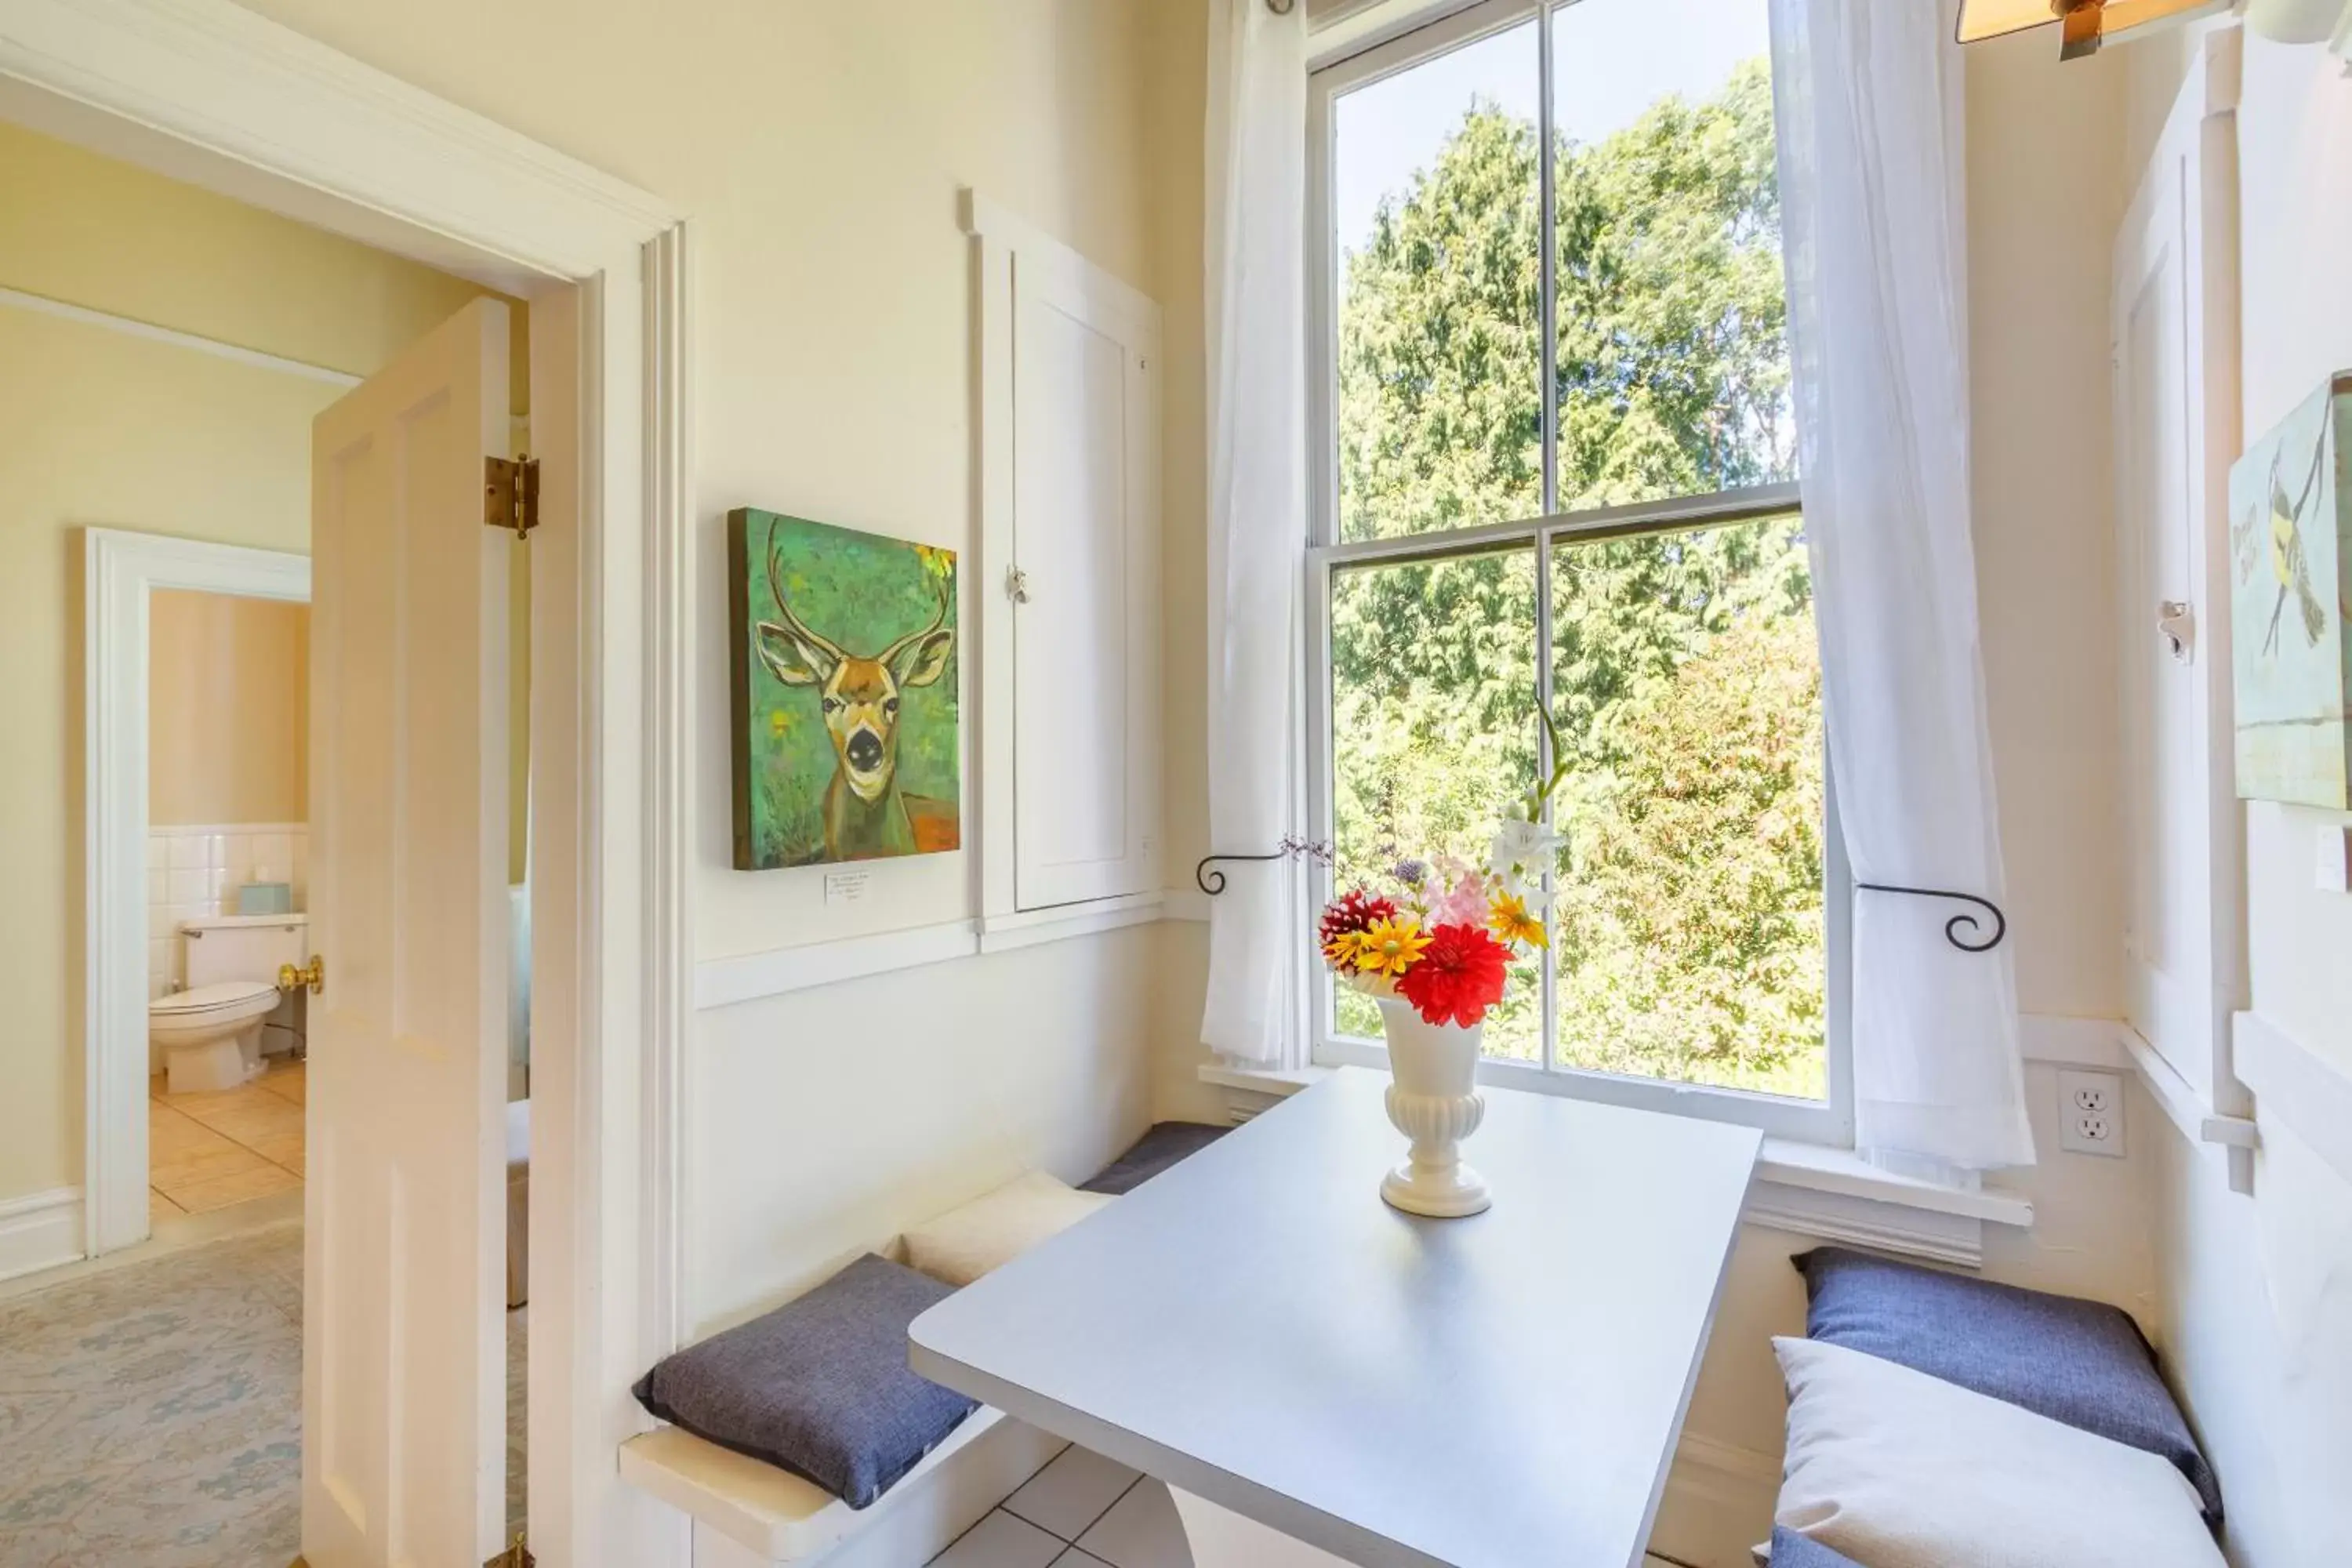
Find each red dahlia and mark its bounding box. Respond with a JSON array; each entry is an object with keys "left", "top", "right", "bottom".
[
  {"left": 1394, "top": 922, "right": 1511, "bottom": 1028},
  {"left": 1319, "top": 887, "right": 1398, "bottom": 949}
]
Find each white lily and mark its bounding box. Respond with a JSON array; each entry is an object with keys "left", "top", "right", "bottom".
[{"left": 1489, "top": 818, "right": 1561, "bottom": 879}]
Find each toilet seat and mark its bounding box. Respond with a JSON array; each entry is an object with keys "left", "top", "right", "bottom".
[{"left": 151, "top": 979, "right": 279, "bottom": 1019}]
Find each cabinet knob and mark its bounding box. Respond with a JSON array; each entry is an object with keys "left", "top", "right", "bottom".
[{"left": 2157, "top": 600, "right": 2194, "bottom": 663}]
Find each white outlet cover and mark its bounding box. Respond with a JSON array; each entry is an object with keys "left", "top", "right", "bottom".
[{"left": 2057, "top": 1069, "right": 2126, "bottom": 1157}]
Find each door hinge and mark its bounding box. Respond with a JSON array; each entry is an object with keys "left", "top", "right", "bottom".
[
  {"left": 485, "top": 1534, "right": 534, "bottom": 1568},
  {"left": 485, "top": 455, "right": 540, "bottom": 539}
]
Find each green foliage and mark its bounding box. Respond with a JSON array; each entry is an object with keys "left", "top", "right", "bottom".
[{"left": 1330, "top": 57, "right": 1823, "bottom": 1096}]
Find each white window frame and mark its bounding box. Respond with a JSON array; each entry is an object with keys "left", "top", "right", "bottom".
[{"left": 1303, "top": 0, "right": 1853, "bottom": 1145}]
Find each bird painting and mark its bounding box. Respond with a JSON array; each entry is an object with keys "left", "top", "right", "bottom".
[
  {"left": 2227, "top": 372, "right": 2350, "bottom": 811},
  {"left": 2256, "top": 433, "right": 2330, "bottom": 658}
]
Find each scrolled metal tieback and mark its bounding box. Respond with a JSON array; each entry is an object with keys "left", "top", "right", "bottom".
[
  {"left": 1196, "top": 836, "right": 1331, "bottom": 896},
  {"left": 1855, "top": 883, "right": 2009, "bottom": 953}
]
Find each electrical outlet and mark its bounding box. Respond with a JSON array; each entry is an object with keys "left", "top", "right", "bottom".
[{"left": 2057, "top": 1069, "right": 2125, "bottom": 1157}]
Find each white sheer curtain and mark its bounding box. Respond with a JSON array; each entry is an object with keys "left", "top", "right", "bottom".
[
  {"left": 1200, "top": 0, "right": 1308, "bottom": 1067},
  {"left": 1769, "top": 0, "right": 2036, "bottom": 1176}
]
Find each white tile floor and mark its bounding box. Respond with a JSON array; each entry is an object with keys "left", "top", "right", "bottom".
[{"left": 928, "top": 1443, "right": 1192, "bottom": 1568}]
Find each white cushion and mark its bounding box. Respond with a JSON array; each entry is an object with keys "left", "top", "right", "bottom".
[
  {"left": 902, "top": 1171, "right": 1112, "bottom": 1287},
  {"left": 1774, "top": 1337, "right": 2224, "bottom": 1568}
]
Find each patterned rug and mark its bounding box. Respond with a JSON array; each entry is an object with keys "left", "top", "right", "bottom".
[{"left": 0, "top": 1223, "right": 526, "bottom": 1568}]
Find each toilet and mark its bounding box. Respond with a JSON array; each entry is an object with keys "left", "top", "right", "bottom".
[{"left": 150, "top": 914, "right": 309, "bottom": 1095}]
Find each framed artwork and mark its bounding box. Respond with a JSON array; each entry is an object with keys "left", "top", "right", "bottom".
[
  {"left": 727, "top": 508, "right": 961, "bottom": 869},
  {"left": 2230, "top": 372, "right": 2352, "bottom": 810}
]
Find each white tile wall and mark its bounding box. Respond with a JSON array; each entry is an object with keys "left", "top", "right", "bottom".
[{"left": 146, "top": 822, "right": 309, "bottom": 999}]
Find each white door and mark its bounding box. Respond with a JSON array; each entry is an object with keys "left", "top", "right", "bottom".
[
  {"left": 303, "top": 296, "right": 513, "bottom": 1567},
  {"left": 1011, "top": 245, "right": 1163, "bottom": 909},
  {"left": 2111, "top": 32, "right": 2245, "bottom": 1116}
]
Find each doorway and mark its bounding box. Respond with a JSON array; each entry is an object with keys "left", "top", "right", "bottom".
[{"left": 9, "top": 4, "right": 690, "bottom": 1560}]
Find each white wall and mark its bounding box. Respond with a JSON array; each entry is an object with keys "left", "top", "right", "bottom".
[
  {"left": 2109, "top": 31, "right": 2352, "bottom": 1567},
  {"left": 222, "top": 0, "right": 1214, "bottom": 1330}
]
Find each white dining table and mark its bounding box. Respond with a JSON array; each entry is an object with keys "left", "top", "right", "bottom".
[{"left": 909, "top": 1066, "right": 1762, "bottom": 1568}]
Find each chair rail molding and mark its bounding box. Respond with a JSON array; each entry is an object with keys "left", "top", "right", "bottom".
[{"left": 2234, "top": 1011, "right": 2352, "bottom": 1189}]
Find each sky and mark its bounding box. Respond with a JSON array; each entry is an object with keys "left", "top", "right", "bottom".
[{"left": 1333, "top": 0, "right": 1775, "bottom": 257}]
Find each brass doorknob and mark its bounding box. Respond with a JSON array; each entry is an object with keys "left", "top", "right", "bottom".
[{"left": 278, "top": 956, "right": 325, "bottom": 996}]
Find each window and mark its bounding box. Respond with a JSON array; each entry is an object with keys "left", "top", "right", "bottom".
[{"left": 1306, "top": 0, "right": 1850, "bottom": 1142}]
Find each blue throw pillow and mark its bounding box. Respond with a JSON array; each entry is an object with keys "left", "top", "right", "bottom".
[
  {"left": 633, "top": 1253, "right": 975, "bottom": 1508},
  {"left": 1794, "top": 1247, "right": 2220, "bottom": 1523},
  {"left": 1080, "top": 1121, "right": 1229, "bottom": 1195},
  {"left": 1768, "top": 1526, "right": 1865, "bottom": 1567}
]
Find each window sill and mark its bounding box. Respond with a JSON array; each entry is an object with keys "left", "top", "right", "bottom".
[{"left": 1196, "top": 1062, "right": 2031, "bottom": 1267}]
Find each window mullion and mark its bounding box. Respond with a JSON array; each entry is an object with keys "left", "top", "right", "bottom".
[
  {"left": 1535, "top": 5, "right": 1559, "bottom": 1076},
  {"left": 1537, "top": 4, "right": 1558, "bottom": 519}
]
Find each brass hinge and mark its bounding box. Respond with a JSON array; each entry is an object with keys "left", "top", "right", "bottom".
[
  {"left": 485, "top": 455, "right": 540, "bottom": 539},
  {"left": 484, "top": 1534, "right": 533, "bottom": 1568}
]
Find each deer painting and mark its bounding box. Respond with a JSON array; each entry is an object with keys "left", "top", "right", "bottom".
[{"left": 728, "top": 510, "right": 961, "bottom": 869}]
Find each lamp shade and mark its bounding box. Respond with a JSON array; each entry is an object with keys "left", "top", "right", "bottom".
[{"left": 1957, "top": 0, "right": 2233, "bottom": 56}]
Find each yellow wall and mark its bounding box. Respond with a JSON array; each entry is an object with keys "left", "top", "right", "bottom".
[
  {"left": 148, "top": 590, "right": 311, "bottom": 826},
  {"left": 0, "top": 120, "right": 512, "bottom": 1206}
]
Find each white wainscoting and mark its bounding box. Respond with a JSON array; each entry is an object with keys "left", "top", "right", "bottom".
[{"left": 0, "top": 1187, "right": 85, "bottom": 1283}]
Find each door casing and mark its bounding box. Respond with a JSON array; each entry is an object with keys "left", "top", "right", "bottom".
[{"left": 20, "top": 0, "right": 695, "bottom": 1563}]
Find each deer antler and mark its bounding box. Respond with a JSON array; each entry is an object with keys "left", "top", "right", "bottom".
[
  {"left": 764, "top": 521, "right": 844, "bottom": 663},
  {"left": 878, "top": 576, "right": 953, "bottom": 669}
]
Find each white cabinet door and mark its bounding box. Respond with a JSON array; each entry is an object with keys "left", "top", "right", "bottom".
[
  {"left": 1010, "top": 244, "right": 1163, "bottom": 910},
  {"left": 303, "top": 296, "right": 512, "bottom": 1566},
  {"left": 2111, "top": 33, "right": 2246, "bottom": 1116}
]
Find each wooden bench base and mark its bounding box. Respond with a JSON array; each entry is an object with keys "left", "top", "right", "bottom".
[{"left": 621, "top": 1410, "right": 1062, "bottom": 1566}]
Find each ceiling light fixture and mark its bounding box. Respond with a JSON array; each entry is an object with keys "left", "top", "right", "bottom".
[{"left": 1955, "top": 0, "right": 2233, "bottom": 60}]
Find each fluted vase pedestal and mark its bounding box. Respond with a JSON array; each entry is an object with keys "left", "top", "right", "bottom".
[{"left": 1374, "top": 996, "right": 1491, "bottom": 1218}]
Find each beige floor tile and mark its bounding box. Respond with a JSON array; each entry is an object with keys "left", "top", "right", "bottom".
[
  {"left": 250, "top": 1131, "right": 305, "bottom": 1174},
  {"left": 259, "top": 1062, "right": 305, "bottom": 1105},
  {"left": 169, "top": 1163, "right": 300, "bottom": 1214},
  {"left": 162, "top": 1081, "right": 288, "bottom": 1122},
  {"left": 195, "top": 1096, "right": 305, "bottom": 1147},
  {"left": 148, "top": 1189, "right": 183, "bottom": 1225},
  {"left": 152, "top": 1138, "right": 270, "bottom": 1198},
  {"left": 150, "top": 1102, "right": 231, "bottom": 1160}
]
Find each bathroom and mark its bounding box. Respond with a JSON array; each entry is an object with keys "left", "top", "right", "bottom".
[{"left": 143, "top": 586, "right": 314, "bottom": 1229}]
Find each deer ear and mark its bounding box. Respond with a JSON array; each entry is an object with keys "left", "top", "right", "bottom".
[
  {"left": 893, "top": 626, "right": 955, "bottom": 690},
  {"left": 754, "top": 620, "right": 832, "bottom": 687}
]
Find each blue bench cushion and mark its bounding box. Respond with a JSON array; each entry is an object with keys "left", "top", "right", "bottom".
[
  {"left": 1795, "top": 1247, "right": 2220, "bottom": 1522},
  {"left": 1080, "top": 1121, "right": 1229, "bottom": 1195},
  {"left": 1768, "top": 1525, "right": 1864, "bottom": 1567},
  {"left": 633, "top": 1254, "right": 975, "bottom": 1509}
]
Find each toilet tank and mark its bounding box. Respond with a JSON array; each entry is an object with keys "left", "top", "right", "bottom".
[{"left": 183, "top": 913, "right": 309, "bottom": 989}]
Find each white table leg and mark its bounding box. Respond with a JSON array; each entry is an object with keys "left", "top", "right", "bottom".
[{"left": 1167, "top": 1486, "right": 1359, "bottom": 1567}]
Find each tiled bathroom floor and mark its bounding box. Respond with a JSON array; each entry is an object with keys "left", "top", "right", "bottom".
[
  {"left": 147, "top": 1056, "right": 305, "bottom": 1220},
  {"left": 929, "top": 1443, "right": 1192, "bottom": 1568}
]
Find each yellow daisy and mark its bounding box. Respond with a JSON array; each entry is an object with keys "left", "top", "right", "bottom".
[
  {"left": 1352, "top": 917, "right": 1431, "bottom": 978},
  {"left": 1489, "top": 891, "right": 1548, "bottom": 950},
  {"left": 1322, "top": 930, "right": 1363, "bottom": 968}
]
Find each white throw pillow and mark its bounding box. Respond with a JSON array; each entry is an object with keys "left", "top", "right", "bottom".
[
  {"left": 902, "top": 1170, "right": 1113, "bottom": 1287},
  {"left": 1774, "top": 1336, "right": 2224, "bottom": 1568}
]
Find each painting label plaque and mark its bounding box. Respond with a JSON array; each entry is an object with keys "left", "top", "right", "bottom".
[
  {"left": 2230, "top": 372, "right": 2352, "bottom": 810},
  {"left": 728, "top": 508, "right": 960, "bottom": 869}
]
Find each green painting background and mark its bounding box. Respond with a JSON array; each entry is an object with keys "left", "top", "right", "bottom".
[{"left": 735, "top": 509, "right": 960, "bottom": 867}]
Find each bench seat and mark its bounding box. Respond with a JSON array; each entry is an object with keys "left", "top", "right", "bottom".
[{"left": 621, "top": 1408, "right": 1062, "bottom": 1566}]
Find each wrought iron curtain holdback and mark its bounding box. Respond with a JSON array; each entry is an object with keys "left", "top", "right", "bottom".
[
  {"left": 1855, "top": 883, "right": 2009, "bottom": 953},
  {"left": 1197, "top": 837, "right": 1330, "bottom": 896}
]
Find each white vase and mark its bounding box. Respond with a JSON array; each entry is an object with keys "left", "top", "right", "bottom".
[{"left": 1375, "top": 996, "right": 1491, "bottom": 1218}]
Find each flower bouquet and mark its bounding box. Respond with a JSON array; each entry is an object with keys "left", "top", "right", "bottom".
[{"left": 1318, "top": 749, "right": 1566, "bottom": 1217}]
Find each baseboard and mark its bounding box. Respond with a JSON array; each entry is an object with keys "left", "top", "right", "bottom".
[
  {"left": 0, "top": 1187, "right": 85, "bottom": 1283},
  {"left": 1651, "top": 1430, "right": 1779, "bottom": 1567}
]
